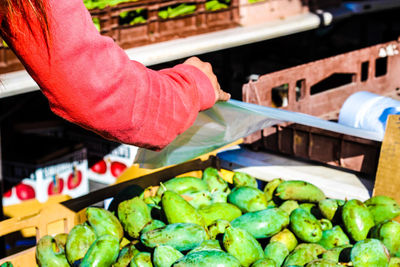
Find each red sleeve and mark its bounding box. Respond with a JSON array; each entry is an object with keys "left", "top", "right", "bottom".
[{"left": 1, "top": 0, "right": 215, "bottom": 150}]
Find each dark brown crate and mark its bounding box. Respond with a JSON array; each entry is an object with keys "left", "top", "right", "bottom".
[
  {"left": 104, "top": 0, "right": 239, "bottom": 48},
  {"left": 243, "top": 39, "right": 400, "bottom": 175},
  {"left": 0, "top": 1, "right": 238, "bottom": 74},
  {"left": 308, "top": 0, "right": 341, "bottom": 10},
  {"left": 0, "top": 42, "right": 24, "bottom": 74}
]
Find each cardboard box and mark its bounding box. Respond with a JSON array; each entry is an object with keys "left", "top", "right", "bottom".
[
  {"left": 2, "top": 135, "right": 89, "bottom": 206},
  {"left": 65, "top": 130, "right": 138, "bottom": 184},
  {"left": 87, "top": 144, "right": 138, "bottom": 185}
]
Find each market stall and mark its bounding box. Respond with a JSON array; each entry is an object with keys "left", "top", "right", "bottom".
[{"left": 1, "top": 0, "right": 400, "bottom": 266}]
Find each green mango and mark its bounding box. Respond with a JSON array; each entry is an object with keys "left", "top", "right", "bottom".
[
  {"left": 371, "top": 220, "right": 400, "bottom": 257},
  {"left": 228, "top": 186, "right": 268, "bottom": 213},
  {"left": 140, "top": 223, "right": 207, "bottom": 251},
  {"left": 299, "top": 202, "right": 324, "bottom": 219},
  {"left": 208, "top": 219, "right": 231, "bottom": 239},
  {"left": 389, "top": 257, "right": 400, "bottom": 267},
  {"left": 231, "top": 208, "right": 289, "bottom": 239},
  {"left": 319, "top": 219, "right": 333, "bottom": 231},
  {"left": 318, "top": 199, "right": 343, "bottom": 221},
  {"left": 342, "top": 199, "right": 374, "bottom": 241},
  {"left": 232, "top": 172, "right": 258, "bottom": 188},
  {"left": 279, "top": 200, "right": 299, "bottom": 216},
  {"left": 36, "top": 235, "right": 69, "bottom": 267},
  {"left": 162, "top": 191, "right": 206, "bottom": 226},
  {"left": 54, "top": 233, "right": 68, "bottom": 251},
  {"left": 318, "top": 225, "right": 350, "bottom": 250},
  {"left": 264, "top": 241, "right": 289, "bottom": 267},
  {"left": 270, "top": 228, "right": 298, "bottom": 252},
  {"left": 0, "top": 262, "right": 13, "bottom": 267},
  {"left": 251, "top": 258, "right": 276, "bottom": 267},
  {"left": 283, "top": 243, "right": 326, "bottom": 266},
  {"left": 80, "top": 235, "right": 120, "bottom": 267},
  {"left": 202, "top": 167, "right": 229, "bottom": 192},
  {"left": 153, "top": 245, "right": 184, "bottom": 267},
  {"left": 65, "top": 223, "right": 96, "bottom": 265},
  {"left": 141, "top": 220, "right": 166, "bottom": 235},
  {"left": 114, "top": 242, "right": 139, "bottom": 267},
  {"left": 321, "top": 245, "right": 352, "bottom": 263},
  {"left": 86, "top": 207, "right": 123, "bottom": 241},
  {"left": 275, "top": 180, "right": 325, "bottom": 203},
  {"left": 131, "top": 252, "right": 153, "bottom": 267},
  {"left": 263, "top": 178, "right": 284, "bottom": 201},
  {"left": 365, "top": 196, "right": 400, "bottom": 224},
  {"left": 350, "top": 239, "right": 390, "bottom": 267},
  {"left": 305, "top": 259, "right": 342, "bottom": 267},
  {"left": 211, "top": 190, "right": 230, "bottom": 203},
  {"left": 182, "top": 191, "right": 212, "bottom": 209},
  {"left": 187, "top": 239, "right": 222, "bottom": 254},
  {"left": 198, "top": 202, "right": 242, "bottom": 226},
  {"left": 140, "top": 186, "right": 161, "bottom": 204},
  {"left": 118, "top": 197, "right": 152, "bottom": 239},
  {"left": 156, "top": 177, "right": 209, "bottom": 196},
  {"left": 267, "top": 200, "right": 277, "bottom": 208},
  {"left": 144, "top": 195, "right": 161, "bottom": 206},
  {"left": 299, "top": 203, "right": 316, "bottom": 214},
  {"left": 172, "top": 250, "right": 241, "bottom": 266},
  {"left": 290, "top": 208, "right": 322, "bottom": 243},
  {"left": 223, "top": 226, "right": 264, "bottom": 267}
]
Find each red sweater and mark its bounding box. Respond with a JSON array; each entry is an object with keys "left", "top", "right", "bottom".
[{"left": 0, "top": 0, "right": 215, "bottom": 150}]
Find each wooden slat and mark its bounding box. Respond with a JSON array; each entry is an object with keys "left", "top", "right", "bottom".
[{"left": 373, "top": 114, "right": 400, "bottom": 222}]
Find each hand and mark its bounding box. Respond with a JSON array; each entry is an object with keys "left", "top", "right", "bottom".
[{"left": 183, "top": 57, "right": 231, "bottom": 103}]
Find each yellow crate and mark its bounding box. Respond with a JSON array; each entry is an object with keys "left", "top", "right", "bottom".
[
  {"left": 0, "top": 203, "right": 86, "bottom": 266},
  {"left": 0, "top": 153, "right": 236, "bottom": 266},
  {"left": 3, "top": 195, "right": 72, "bottom": 238},
  {"left": 115, "top": 139, "right": 242, "bottom": 184}
]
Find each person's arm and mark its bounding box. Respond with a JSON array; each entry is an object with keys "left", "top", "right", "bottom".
[{"left": 1, "top": 0, "right": 226, "bottom": 150}]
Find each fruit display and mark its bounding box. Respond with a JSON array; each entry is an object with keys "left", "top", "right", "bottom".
[
  {"left": 34, "top": 168, "right": 400, "bottom": 266},
  {"left": 83, "top": 0, "right": 135, "bottom": 10}
]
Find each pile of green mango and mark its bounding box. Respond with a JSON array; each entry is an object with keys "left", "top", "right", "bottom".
[
  {"left": 83, "top": 0, "right": 139, "bottom": 10},
  {"left": 158, "top": 4, "right": 197, "bottom": 20},
  {"left": 34, "top": 167, "right": 400, "bottom": 267}
]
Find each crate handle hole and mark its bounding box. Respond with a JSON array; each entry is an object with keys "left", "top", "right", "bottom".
[
  {"left": 361, "top": 61, "right": 369, "bottom": 82},
  {"left": 118, "top": 9, "right": 148, "bottom": 26},
  {"left": 310, "top": 73, "right": 355, "bottom": 95},
  {"left": 375, "top": 57, "right": 388, "bottom": 78},
  {"left": 296, "top": 79, "right": 305, "bottom": 101},
  {"left": 271, "top": 83, "right": 289, "bottom": 107}
]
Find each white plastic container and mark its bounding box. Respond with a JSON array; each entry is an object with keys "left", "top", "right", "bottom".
[{"left": 338, "top": 91, "right": 400, "bottom": 138}]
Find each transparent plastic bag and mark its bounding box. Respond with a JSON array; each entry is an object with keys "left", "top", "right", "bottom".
[{"left": 135, "top": 100, "right": 381, "bottom": 168}]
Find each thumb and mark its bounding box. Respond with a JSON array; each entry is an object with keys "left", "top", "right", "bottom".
[{"left": 217, "top": 90, "right": 231, "bottom": 102}]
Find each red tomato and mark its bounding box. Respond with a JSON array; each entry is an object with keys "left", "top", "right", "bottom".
[
  {"left": 48, "top": 177, "right": 64, "bottom": 195},
  {"left": 16, "top": 183, "right": 35, "bottom": 200},
  {"left": 3, "top": 189, "right": 12, "bottom": 198},
  {"left": 110, "top": 161, "right": 127, "bottom": 178},
  {"left": 90, "top": 159, "right": 107, "bottom": 174},
  {"left": 67, "top": 170, "right": 82, "bottom": 190}
]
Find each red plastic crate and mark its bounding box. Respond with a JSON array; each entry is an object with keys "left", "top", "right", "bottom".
[{"left": 242, "top": 39, "right": 400, "bottom": 175}]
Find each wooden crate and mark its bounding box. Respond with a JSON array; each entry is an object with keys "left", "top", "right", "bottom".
[{"left": 242, "top": 39, "right": 400, "bottom": 175}]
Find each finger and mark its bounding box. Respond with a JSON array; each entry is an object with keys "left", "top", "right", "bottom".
[{"left": 218, "top": 90, "right": 231, "bottom": 102}]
